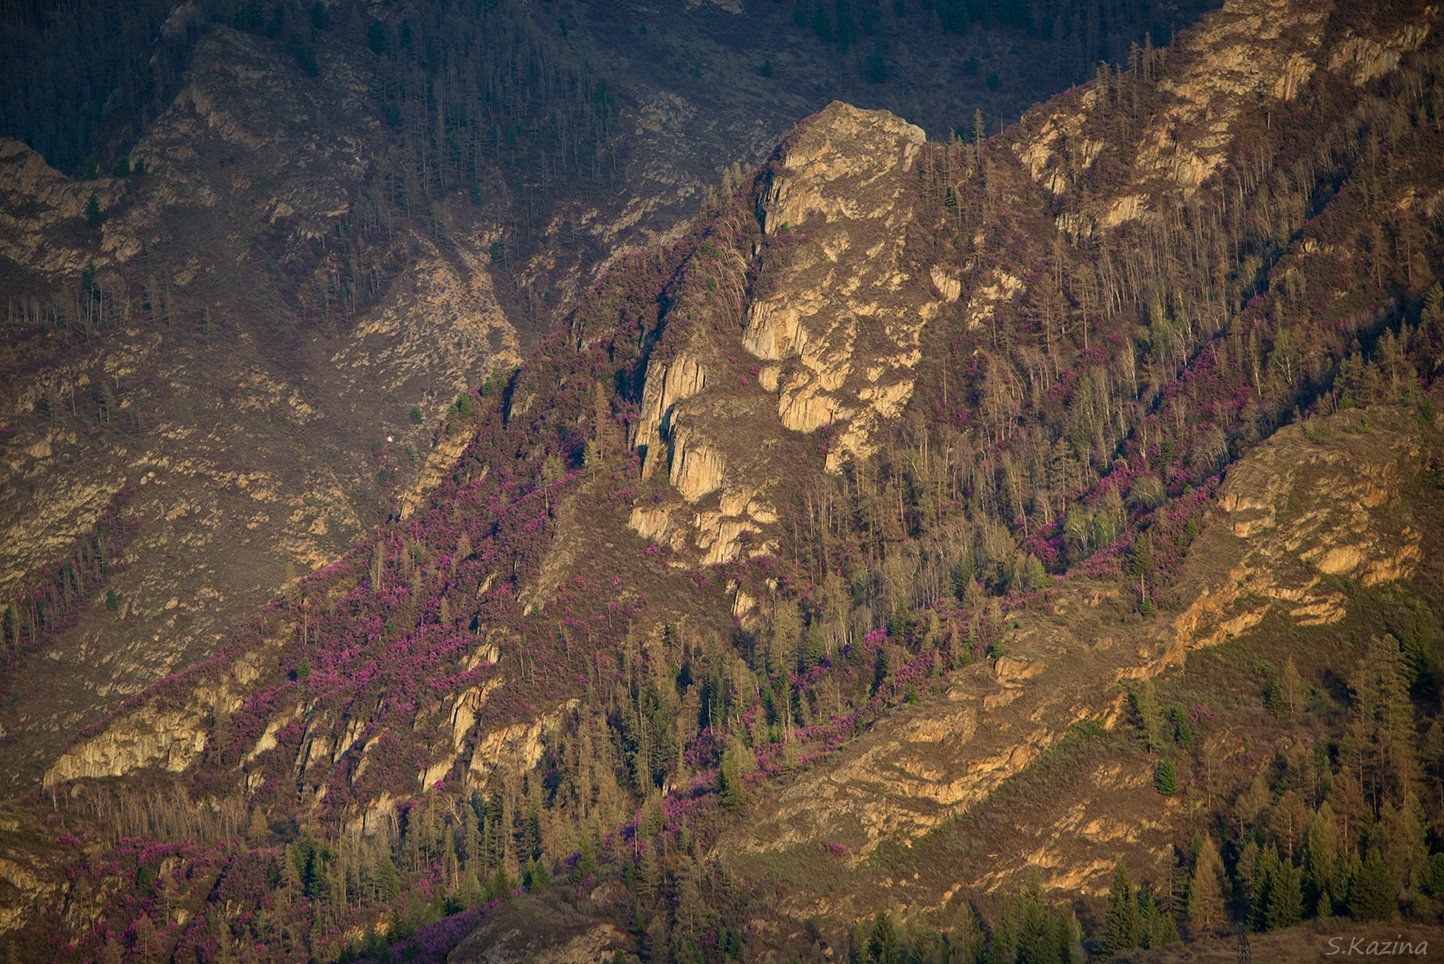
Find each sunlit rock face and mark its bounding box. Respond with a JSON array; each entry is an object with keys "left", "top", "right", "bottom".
[
  {"left": 1012, "top": 0, "right": 1434, "bottom": 237},
  {"left": 628, "top": 102, "right": 951, "bottom": 567}
]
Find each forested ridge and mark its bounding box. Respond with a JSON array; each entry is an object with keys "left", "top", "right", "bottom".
[
  {"left": 0, "top": 0, "right": 1211, "bottom": 207},
  {"left": 0, "top": 0, "right": 611, "bottom": 186},
  {"left": 0, "top": 0, "right": 1216, "bottom": 394},
  {"left": 4, "top": 0, "right": 1444, "bottom": 961}
]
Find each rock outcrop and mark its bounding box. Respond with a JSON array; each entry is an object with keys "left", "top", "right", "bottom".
[
  {"left": 747, "top": 103, "right": 932, "bottom": 469},
  {"left": 626, "top": 103, "right": 950, "bottom": 569},
  {"left": 43, "top": 644, "right": 274, "bottom": 787},
  {"left": 1013, "top": 0, "right": 1435, "bottom": 235}
]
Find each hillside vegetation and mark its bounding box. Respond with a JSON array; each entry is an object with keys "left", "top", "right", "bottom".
[
  {"left": 0, "top": 0, "right": 1206, "bottom": 788},
  {"left": 2, "top": 0, "right": 1444, "bottom": 961}
]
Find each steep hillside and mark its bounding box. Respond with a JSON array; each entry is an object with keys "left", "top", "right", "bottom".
[
  {"left": 717, "top": 406, "right": 1435, "bottom": 919},
  {"left": 3, "top": 0, "right": 1444, "bottom": 960},
  {"left": 0, "top": 0, "right": 1207, "bottom": 789},
  {"left": 0, "top": 25, "right": 520, "bottom": 779}
]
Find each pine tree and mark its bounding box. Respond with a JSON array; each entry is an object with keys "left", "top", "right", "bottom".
[
  {"left": 986, "top": 890, "right": 1020, "bottom": 964},
  {"left": 1103, "top": 864, "right": 1142, "bottom": 953},
  {"left": 524, "top": 856, "right": 551, "bottom": 893},
  {"left": 1278, "top": 656, "right": 1306, "bottom": 719},
  {"left": 132, "top": 914, "right": 165, "bottom": 958},
  {"left": 1154, "top": 757, "right": 1178, "bottom": 795},
  {"left": 1250, "top": 844, "right": 1282, "bottom": 931},
  {"left": 864, "top": 911, "right": 901, "bottom": 963},
  {"left": 767, "top": 600, "right": 803, "bottom": 679},
  {"left": 1325, "top": 770, "right": 1369, "bottom": 854},
  {"left": 1234, "top": 776, "right": 1271, "bottom": 836},
  {"left": 1010, "top": 875, "right": 1052, "bottom": 962},
  {"left": 1187, "top": 834, "right": 1227, "bottom": 936},
  {"left": 1383, "top": 792, "right": 1430, "bottom": 892},
  {"left": 1303, "top": 804, "right": 1343, "bottom": 915},
  {"left": 571, "top": 833, "right": 598, "bottom": 883},
  {"left": 673, "top": 858, "right": 710, "bottom": 943},
  {"left": 1265, "top": 861, "right": 1303, "bottom": 931},
  {"left": 1351, "top": 635, "right": 1418, "bottom": 804},
  {"left": 1146, "top": 898, "right": 1180, "bottom": 947},
  {"left": 1130, "top": 680, "right": 1166, "bottom": 752},
  {"left": 1424, "top": 854, "right": 1444, "bottom": 896},
  {"left": 719, "top": 737, "right": 754, "bottom": 809},
  {"left": 1236, "top": 838, "right": 1262, "bottom": 923},
  {"left": 1347, "top": 848, "right": 1398, "bottom": 921},
  {"left": 1060, "top": 907, "right": 1085, "bottom": 964},
  {"left": 85, "top": 192, "right": 102, "bottom": 228},
  {"left": 1131, "top": 533, "right": 1154, "bottom": 609}
]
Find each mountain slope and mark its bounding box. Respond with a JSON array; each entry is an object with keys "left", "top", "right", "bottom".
[
  {"left": 0, "top": 0, "right": 1208, "bottom": 788},
  {"left": 3, "top": 0, "right": 1444, "bottom": 960},
  {"left": 717, "top": 406, "right": 1434, "bottom": 922},
  {"left": 0, "top": 25, "right": 520, "bottom": 779}
]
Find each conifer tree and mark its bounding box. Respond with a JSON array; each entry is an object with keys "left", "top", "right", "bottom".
[
  {"left": 1154, "top": 757, "right": 1178, "bottom": 795},
  {"left": 1235, "top": 775, "right": 1271, "bottom": 833},
  {"left": 1278, "top": 656, "right": 1306, "bottom": 719},
  {"left": 1235, "top": 838, "right": 1261, "bottom": 923},
  {"left": 1347, "top": 848, "right": 1398, "bottom": 921},
  {"left": 1383, "top": 793, "right": 1430, "bottom": 893},
  {"left": 719, "top": 737, "right": 754, "bottom": 809},
  {"left": 673, "top": 858, "right": 710, "bottom": 944},
  {"left": 1103, "top": 864, "right": 1142, "bottom": 953},
  {"left": 1187, "top": 834, "right": 1227, "bottom": 935},
  {"left": 1146, "top": 897, "right": 1180, "bottom": 948},
  {"left": 864, "top": 911, "right": 901, "bottom": 963},
  {"left": 1351, "top": 635, "right": 1418, "bottom": 804},
  {"left": 1424, "top": 854, "right": 1444, "bottom": 896},
  {"left": 1303, "top": 804, "right": 1343, "bottom": 915},
  {"left": 1265, "top": 861, "right": 1303, "bottom": 931},
  {"left": 1250, "top": 844, "right": 1283, "bottom": 931},
  {"left": 1130, "top": 680, "right": 1166, "bottom": 752}
]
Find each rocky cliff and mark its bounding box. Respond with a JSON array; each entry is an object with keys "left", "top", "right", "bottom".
[{"left": 626, "top": 102, "right": 945, "bottom": 571}]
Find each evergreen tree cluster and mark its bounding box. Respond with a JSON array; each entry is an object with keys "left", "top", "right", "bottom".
[
  {"left": 1169, "top": 632, "right": 1444, "bottom": 943},
  {"left": 845, "top": 878, "right": 1085, "bottom": 964}
]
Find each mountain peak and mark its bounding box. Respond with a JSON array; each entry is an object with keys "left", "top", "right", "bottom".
[
  {"left": 763, "top": 100, "right": 926, "bottom": 235},
  {"left": 791, "top": 99, "right": 924, "bottom": 141}
]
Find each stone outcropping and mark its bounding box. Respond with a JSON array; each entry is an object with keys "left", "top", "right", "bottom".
[
  {"left": 746, "top": 103, "right": 932, "bottom": 469},
  {"left": 43, "top": 645, "right": 273, "bottom": 788},
  {"left": 626, "top": 103, "right": 950, "bottom": 569},
  {"left": 1013, "top": 0, "right": 1435, "bottom": 236}
]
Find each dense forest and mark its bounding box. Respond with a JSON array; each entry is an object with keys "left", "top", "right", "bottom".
[
  {"left": 0, "top": 0, "right": 1207, "bottom": 184},
  {"left": 0, "top": 0, "right": 1215, "bottom": 339},
  {"left": 0, "top": 0, "right": 609, "bottom": 185}
]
